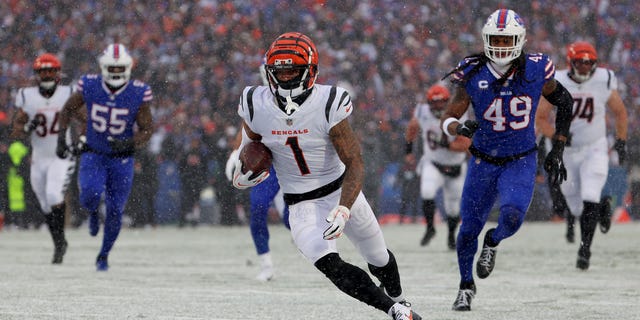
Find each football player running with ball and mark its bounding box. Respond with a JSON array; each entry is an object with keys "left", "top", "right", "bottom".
[
  {"left": 536, "top": 41, "right": 628, "bottom": 270},
  {"left": 440, "top": 9, "right": 573, "bottom": 311},
  {"left": 11, "top": 53, "right": 75, "bottom": 264},
  {"left": 231, "top": 32, "right": 421, "bottom": 320}
]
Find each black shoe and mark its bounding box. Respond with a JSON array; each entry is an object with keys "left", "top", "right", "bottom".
[
  {"left": 599, "top": 197, "right": 612, "bottom": 234},
  {"left": 452, "top": 284, "right": 476, "bottom": 311},
  {"left": 52, "top": 240, "right": 68, "bottom": 264},
  {"left": 576, "top": 256, "right": 589, "bottom": 270},
  {"left": 566, "top": 223, "right": 575, "bottom": 243},
  {"left": 476, "top": 229, "right": 497, "bottom": 279},
  {"left": 447, "top": 232, "right": 456, "bottom": 250},
  {"left": 420, "top": 228, "right": 436, "bottom": 246},
  {"left": 576, "top": 246, "right": 590, "bottom": 270},
  {"left": 96, "top": 255, "right": 109, "bottom": 271}
]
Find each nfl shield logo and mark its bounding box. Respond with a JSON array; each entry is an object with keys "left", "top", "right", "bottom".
[{"left": 286, "top": 118, "right": 293, "bottom": 126}]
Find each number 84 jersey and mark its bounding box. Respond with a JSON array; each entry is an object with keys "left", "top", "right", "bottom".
[
  {"left": 237, "top": 85, "right": 352, "bottom": 194},
  {"left": 14, "top": 85, "right": 74, "bottom": 159}
]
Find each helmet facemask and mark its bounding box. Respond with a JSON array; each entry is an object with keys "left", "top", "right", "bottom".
[
  {"left": 98, "top": 44, "right": 133, "bottom": 89},
  {"left": 482, "top": 9, "right": 527, "bottom": 66},
  {"left": 36, "top": 68, "right": 59, "bottom": 90},
  {"left": 426, "top": 84, "right": 450, "bottom": 118},
  {"left": 265, "top": 64, "right": 315, "bottom": 98},
  {"left": 567, "top": 41, "right": 598, "bottom": 83},
  {"left": 265, "top": 32, "right": 319, "bottom": 105},
  {"left": 33, "top": 53, "right": 61, "bottom": 92}
]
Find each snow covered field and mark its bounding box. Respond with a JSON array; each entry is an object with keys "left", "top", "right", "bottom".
[{"left": 0, "top": 221, "right": 638, "bottom": 319}]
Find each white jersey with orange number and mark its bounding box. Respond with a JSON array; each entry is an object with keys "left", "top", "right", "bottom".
[
  {"left": 14, "top": 85, "right": 74, "bottom": 159},
  {"left": 237, "top": 84, "right": 351, "bottom": 194},
  {"left": 555, "top": 67, "right": 616, "bottom": 148},
  {"left": 14, "top": 85, "right": 75, "bottom": 213}
]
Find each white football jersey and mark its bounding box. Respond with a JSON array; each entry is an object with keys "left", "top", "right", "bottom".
[
  {"left": 238, "top": 85, "right": 352, "bottom": 194},
  {"left": 14, "top": 85, "right": 73, "bottom": 159},
  {"left": 414, "top": 103, "right": 468, "bottom": 165},
  {"left": 555, "top": 68, "right": 616, "bottom": 148}
]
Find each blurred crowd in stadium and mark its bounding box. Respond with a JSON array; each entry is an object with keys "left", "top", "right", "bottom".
[{"left": 1, "top": 1, "right": 639, "bottom": 229}]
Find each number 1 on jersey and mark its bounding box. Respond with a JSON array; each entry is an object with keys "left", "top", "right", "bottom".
[{"left": 285, "top": 136, "right": 310, "bottom": 175}]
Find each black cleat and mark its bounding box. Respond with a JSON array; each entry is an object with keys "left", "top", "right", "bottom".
[
  {"left": 576, "top": 256, "right": 589, "bottom": 270},
  {"left": 52, "top": 240, "right": 68, "bottom": 264},
  {"left": 452, "top": 284, "right": 476, "bottom": 311},
  {"left": 576, "top": 246, "right": 590, "bottom": 270},
  {"left": 447, "top": 232, "right": 456, "bottom": 250},
  {"left": 96, "top": 255, "right": 109, "bottom": 271},
  {"left": 566, "top": 222, "right": 575, "bottom": 243},
  {"left": 420, "top": 228, "right": 436, "bottom": 246},
  {"left": 476, "top": 229, "right": 497, "bottom": 279},
  {"left": 599, "top": 197, "right": 612, "bottom": 234}
]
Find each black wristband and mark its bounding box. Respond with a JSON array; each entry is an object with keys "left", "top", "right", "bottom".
[{"left": 405, "top": 142, "right": 413, "bottom": 155}]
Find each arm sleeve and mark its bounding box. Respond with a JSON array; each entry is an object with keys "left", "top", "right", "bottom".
[{"left": 543, "top": 81, "right": 572, "bottom": 138}]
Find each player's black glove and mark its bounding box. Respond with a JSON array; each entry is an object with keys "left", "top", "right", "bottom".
[
  {"left": 456, "top": 120, "right": 479, "bottom": 138},
  {"left": 614, "top": 139, "right": 626, "bottom": 165},
  {"left": 544, "top": 139, "right": 567, "bottom": 185},
  {"left": 55, "top": 133, "right": 68, "bottom": 159},
  {"left": 108, "top": 137, "right": 135, "bottom": 154},
  {"left": 23, "top": 117, "right": 44, "bottom": 133},
  {"left": 70, "top": 135, "right": 88, "bottom": 156}
]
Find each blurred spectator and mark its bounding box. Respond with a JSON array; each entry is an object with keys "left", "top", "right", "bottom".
[
  {"left": 127, "top": 149, "right": 158, "bottom": 228},
  {"left": 178, "top": 138, "right": 208, "bottom": 227},
  {"left": 0, "top": 1, "right": 637, "bottom": 222}
]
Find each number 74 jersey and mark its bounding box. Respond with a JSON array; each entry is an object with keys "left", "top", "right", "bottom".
[
  {"left": 237, "top": 84, "right": 352, "bottom": 194},
  {"left": 554, "top": 67, "right": 616, "bottom": 148}
]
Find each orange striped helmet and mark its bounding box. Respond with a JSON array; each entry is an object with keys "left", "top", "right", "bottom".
[
  {"left": 426, "top": 84, "right": 450, "bottom": 102},
  {"left": 265, "top": 32, "right": 318, "bottom": 99},
  {"left": 33, "top": 53, "right": 61, "bottom": 90},
  {"left": 426, "top": 84, "right": 450, "bottom": 118},
  {"left": 567, "top": 41, "right": 597, "bottom": 82}
]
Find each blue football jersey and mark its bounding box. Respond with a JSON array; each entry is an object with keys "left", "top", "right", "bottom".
[
  {"left": 451, "top": 54, "right": 555, "bottom": 157},
  {"left": 77, "top": 74, "right": 153, "bottom": 155}
]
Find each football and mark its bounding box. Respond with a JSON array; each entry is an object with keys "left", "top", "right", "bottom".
[{"left": 239, "top": 141, "right": 272, "bottom": 179}]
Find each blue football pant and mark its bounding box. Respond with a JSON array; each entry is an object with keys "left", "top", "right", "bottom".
[
  {"left": 250, "top": 169, "right": 290, "bottom": 255},
  {"left": 78, "top": 152, "right": 134, "bottom": 258},
  {"left": 456, "top": 153, "right": 537, "bottom": 283}
]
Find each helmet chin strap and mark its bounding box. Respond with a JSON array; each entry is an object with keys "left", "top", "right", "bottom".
[{"left": 284, "top": 96, "right": 300, "bottom": 115}]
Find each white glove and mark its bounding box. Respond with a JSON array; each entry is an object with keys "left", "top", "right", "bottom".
[
  {"left": 225, "top": 149, "right": 240, "bottom": 181},
  {"left": 323, "top": 205, "right": 351, "bottom": 240},
  {"left": 232, "top": 158, "right": 269, "bottom": 189}
]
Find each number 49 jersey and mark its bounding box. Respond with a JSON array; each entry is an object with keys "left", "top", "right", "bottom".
[
  {"left": 14, "top": 85, "right": 74, "bottom": 160},
  {"left": 554, "top": 67, "right": 616, "bottom": 148},
  {"left": 237, "top": 85, "right": 352, "bottom": 194},
  {"left": 77, "top": 74, "right": 152, "bottom": 155},
  {"left": 451, "top": 53, "right": 555, "bottom": 158}
]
